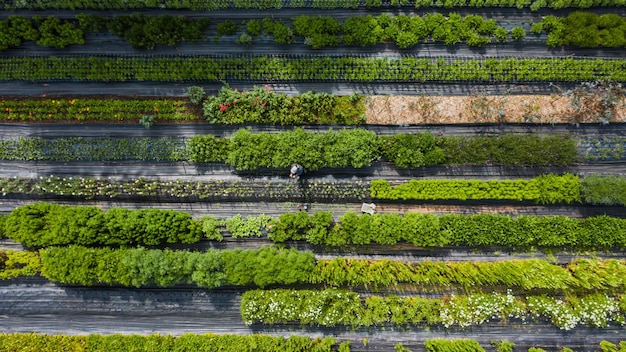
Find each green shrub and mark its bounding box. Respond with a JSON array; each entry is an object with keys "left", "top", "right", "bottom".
[
  {"left": 582, "top": 175, "right": 626, "bottom": 206},
  {"left": 216, "top": 20, "right": 238, "bottom": 36},
  {"left": 41, "top": 246, "right": 314, "bottom": 288},
  {"left": 225, "top": 128, "right": 379, "bottom": 171},
  {"left": 425, "top": 339, "right": 485, "bottom": 352},
  {"left": 186, "top": 135, "right": 230, "bottom": 163},
  {"left": 5, "top": 203, "right": 202, "bottom": 247},
  {"left": 187, "top": 86, "right": 205, "bottom": 104},
  {"left": 379, "top": 133, "right": 445, "bottom": 167}
]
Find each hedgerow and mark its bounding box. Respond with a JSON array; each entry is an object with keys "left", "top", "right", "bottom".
[
  {"left": 0, "top": 333, "right": 342, "bottom": 352},
  {"left": 370, "top": 174, "right": 581, "bottom": 204},
  {"left": 5, "top": 203, "right": 202, "bottom": 247},
  {"left": 40, "top": 246, "right": 315, "bottom": 288},
  {"left": 269, "top": 211, "right": 626, "bottom": 249},
  {"left": 241, "top": 289, "right": 626, "bottom": 330}
]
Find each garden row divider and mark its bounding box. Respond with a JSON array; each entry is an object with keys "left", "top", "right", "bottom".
[{"left": 1, "top": 122, "right": 626, "bottom": 138}]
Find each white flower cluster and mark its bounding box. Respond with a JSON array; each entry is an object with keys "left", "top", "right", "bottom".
[
  {"left": 527, "top": 294, "right": 622, "bottom": 330},
  {"left": 439, "top": 291, "right": 519, "bottom": 328}
]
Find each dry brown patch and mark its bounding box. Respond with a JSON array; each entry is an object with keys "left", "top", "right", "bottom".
[{"left": 365, "top": 94, "right": 626, "bottom": 125}]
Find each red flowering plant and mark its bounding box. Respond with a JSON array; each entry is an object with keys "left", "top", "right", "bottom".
[
  {"left": 203, "top": 85, "right": 288, "bottom": 124},
  {"left": 202, "top": 85, "right": 365, "bottom": 125}
]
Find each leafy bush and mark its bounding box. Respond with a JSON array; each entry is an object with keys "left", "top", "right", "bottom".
[
  {"left": 216, "top": 20, "right": 238, "bottom": 36},
  {"left": 224, "top": 214, "right": 271, "bottom": 238},
  {"left": 425, "top": 339, "right": 485, "bottom": 352},
  {"left": 108, "top": 14, "right": 209, "bottom": 49},
  {"left": 185, "top": 135, "right": 230, "bottom": 163},
  {"left": 187, "top": 86, "right": 205, "bottom": 104},
  {"left": 5, "top": 203, "right": 203, "bottom": 247}
]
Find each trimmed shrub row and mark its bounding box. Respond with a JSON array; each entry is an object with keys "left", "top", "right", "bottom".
[
  {"left": 0, "top": 333, "right": 344, "bottom": 352},
  {"left": 241, "top": 289, "right": 626, "bottom": 330},
  {"left": 188, "top": 130, "right": 579, "bottom": 169},
  {"left": 269, "top": 211, "right": 626, "bottom": 249},
  {"left": 370, "top": 174, "right": 581, "bottom": 203},
  {"left": 0, "top": 56, "right": 624, "bottom": 82},
  {"left": 6, "top": 203, "right": 202, "bottom": 247},
  {"left": 40, "top": 246, "right": 315, "bottom": 288}
]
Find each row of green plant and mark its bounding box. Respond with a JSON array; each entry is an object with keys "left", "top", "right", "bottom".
[
  {"left": 11, "top": 201, "right": 626, "bottom": 249},
  {"left": 3, "top": 0, "right": 622, "bottom": 11},
  {"left": 0, "top": 131, "right": 578, "bottom": 168},
  {"left": 0, "top": 137, "right": 183, "bottom": 162},
  {"left": 1, "top": 56, "right": 624, "bottom": 82},
  {"left": 241, "top": 289, "right": 626, "bottom": 330},
  {"left": 41, "top": 246, "right": 315, "bottom": 288},
  {"left": 6, "top": 202, "right": 202, "bottom": 247},
  {"left": 201, "top": 85, "right": 365, "bottom": 125},
  {"left": 0, "top": 174, "right": 623, "bottom": 205},
  {"left": 370, "top": 174, "right": 581, "bottom": 203},
  {"left": 188, "top": 130, "right": 578, "bottom": 169},
  {"left": 0, "top": 15, "right": 209, "bottom": 50},
  {"left": 231, "top": 14, "right": 524, "bottom": 48},
  {"left": 532, "top": 12, "right": 626, "bottom": 48},
  {"left": 422, "top": 338, "right": 626, "bottom": 352},
  {"left": 0, "top": 98, "right": 194, "bottom": 122},
  {"left": 372, "top": 174, "right": 626, "bottom": 206},
  {"left": 312, "top": 257, "right": 626, "bottom": 291},
  {"left": 0, "top": 176, "right": 369, "bottom": 201},
  {"left": 10, "top": 245, "right": 626, "bottom": 294},
  {"left": 269, "top": 211, "right": 626, "bottom": 249},
  {"left": 1, "top": 334, "right": 625, "bottom": 352},
  {"left": 295, "top": 14, "right": 523, "bottom": 49},
  {"left": 0, "top": 333, "right": 346, "bottom": 352}
]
